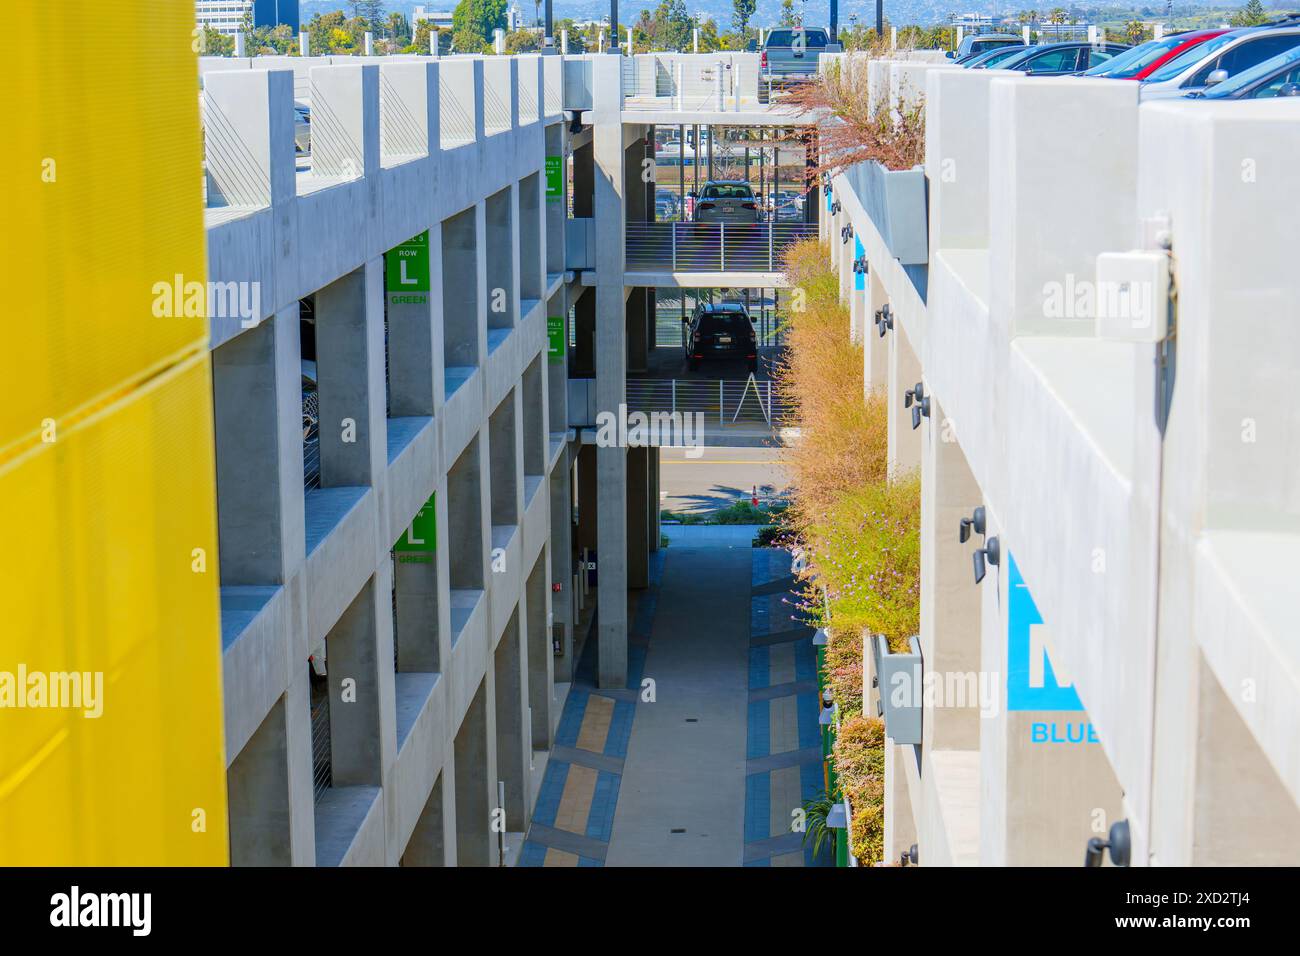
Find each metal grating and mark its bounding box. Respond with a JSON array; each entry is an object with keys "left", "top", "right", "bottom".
[{"left": 310, "top": 666, "right": 331, "bottom": 801}]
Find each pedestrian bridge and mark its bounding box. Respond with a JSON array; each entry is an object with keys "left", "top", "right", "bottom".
[{"left": 570, "top": 221, "right": 816, "bottom": 288}]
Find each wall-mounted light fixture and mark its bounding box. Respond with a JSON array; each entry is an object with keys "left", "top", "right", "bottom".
[
  {"left": 959, "top": 506, "right": 986, "bottom": 544},
  {"left": 853, "top": 255, "right": 868, "bottom": 274},
  {"left": 900, "top": 844, "right": 918, "bottom": 866},
  {"left": 831, "top": 199, "right": 842, "bottom": 215},
  {"left": 840, "top": 223, "right": 853, "bottom": 244},
  {"left": 1084, "top": 820, "right": 1131, "bottom": 868},
  {"left": 973, "top": 535, "right": 1000, "bottom": 584},
  {"left": 912, "top": 395, "right": 930, "bottom": 429},
  {"left": 874, "top": 304, "right": 893, "bottom": 338}
]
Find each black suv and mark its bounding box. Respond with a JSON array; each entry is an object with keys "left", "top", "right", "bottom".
[{"left": 686, "top": 303, "right": 758, "bottom": 372}]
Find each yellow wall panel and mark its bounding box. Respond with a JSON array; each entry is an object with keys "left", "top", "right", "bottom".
[
  {"left": 1, "top": 1, "right": 208, "bottom": 458},
  {"left": 0, "top": 355, "right": 227, "bottom": 865},
  {"left": 0, "top": 1, "right": 227, "bottom": 864}
]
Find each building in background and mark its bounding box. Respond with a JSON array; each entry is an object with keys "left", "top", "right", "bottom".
[
  {"left": 196, "top": 0, "right": 298, "bottom": 35},
  {"left": 254, "top": 0, "right": 299, "bottom": 32},
  {"left": 413, "top": 6, "right": 455, "bottom": 32},
  {"left": 196, "top": 0, "right": 252, "bottom": 36}
]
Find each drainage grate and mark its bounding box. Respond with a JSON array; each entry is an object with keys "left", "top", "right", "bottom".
[{"left": 670, "top": 828, "right": 687, "bottom": 834}]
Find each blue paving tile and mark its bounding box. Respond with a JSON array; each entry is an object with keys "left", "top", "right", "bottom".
[
  {"left": 554, "top": 690, "right": 589, "bottom": 749},
  {"left": 795, "top": 638, "right": 817, "bottom": 682},
  {"left": 605, "top": 699, "right": 636, "bottom": 759},
  {"left": 744, "top": 857, "right": 772, "bottom": 867},
  {"left": 585, "top": 771, "right": 621, "bottom": 843},
  {"left": 626, "top": 641, "right": 648, "bottom": 690},
  {"left": 748, "top": 644, "right": 770, "bottom": 690},
  {"left": 518, "top": 841, "right": 548, "bottom": 867},
  {"left": 745, "top": 771, "right": 770, "bottom": 843},
  {"left": 797, "top": 691, "right": 820, "bottom": 750},
  {"left": 531, "top": 760, "right": 570, "bottom": 829},
  {"left": 747, "top": 699, "right": 770, "bottom": 759},
  {"left": 579, "top": 856, "right": 602, "bottom": 867}
]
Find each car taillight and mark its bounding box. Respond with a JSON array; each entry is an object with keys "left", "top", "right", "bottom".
[
  {"left": 761, "top": 51, "right": 767, "bottom": 69},
  {"left": 742, "top": 201, "right": 756, "bottom": 209},
  {"left": 698, "top": 201, "right": 716, "bottom": 210}
]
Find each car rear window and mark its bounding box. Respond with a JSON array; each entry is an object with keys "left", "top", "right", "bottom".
[
  {"left": 701, "top": 184, "right": 753, "bottom": 199},
  {"left": 699, "top": 312, "right": 749, "bottom": 333},
  {"left": 765, "top": 28, "right": 827, "bottom": 47}
]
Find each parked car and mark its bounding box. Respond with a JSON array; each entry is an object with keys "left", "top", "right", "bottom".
[
  {"left": 992, "top": 41, "right": 1130, "bottom": 76},
  {"left": 1191, "top": 43, "right": 1300, "bottom": 98},
  {"left": 961, "top": 44, "right": 1029, "bottom": 69},
  {"left": 1140, "top": 26, "right": 1300, "bottom": 99},
  {"left": 294, "top": 101, "right": 311, "bottom": 154},
  {"left": 1079, "top": 30, "right": 1228, "bottom": 80},
  {"left": 690, "top": 181, "right": 759, "bottom": 223},
  {"left": 760, "top": 27, "right": 842, "bottom": 82},
  {"left": 655, "top": 188, "right": 680, "bottom": 220},
  {"left": 686, "top": 303, "right": 758, "bottom": 372},
  {"left": 948, "top": 33, "right": 1023, "bottom": 60}
]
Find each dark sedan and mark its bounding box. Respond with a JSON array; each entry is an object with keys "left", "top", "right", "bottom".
[{"left": 992, "top": 41, "right": 1131, "bottom": 76}]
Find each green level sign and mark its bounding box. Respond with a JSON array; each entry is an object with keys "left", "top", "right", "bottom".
[
  {"left": 385, "top": 231, "right": 430, "bottom": 296},
  {"left": 545, "top": 156, "right": 562, "bottom": 202},
  {"left": 394, "top": 492, "right": 436, "bottom": 560},
  {"left": 547, "top": 316, "right": 565, "bottom": 361}
]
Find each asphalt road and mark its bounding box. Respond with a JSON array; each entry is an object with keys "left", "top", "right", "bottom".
[{"left": 659, "top": 444, "right": 789, "bottom": 516}]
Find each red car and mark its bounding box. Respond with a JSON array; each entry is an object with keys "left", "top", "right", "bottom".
[{"left": 1079, "top": 29, "right": 1230, "bottom": 80}]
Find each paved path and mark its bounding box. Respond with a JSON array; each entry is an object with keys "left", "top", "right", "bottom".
[
  {"left": 605, "top": 528, "right": 755, "bottom": 865},
  {"left": 520, "top": 525, "right": 828, "bottom": 867}
]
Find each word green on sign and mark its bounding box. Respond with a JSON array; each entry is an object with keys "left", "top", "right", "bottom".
[
  {"left": 547, "top": 316, "right": 565, "bottom": 361},
  {"left": 545, "top": 156, "right": 562, "bottom": 202},
  {"left": 394, "top": 493, "right": 436, "bottom": 562},
  {"left": 385, "top": 231, "right": 430, "bottom": 298}
]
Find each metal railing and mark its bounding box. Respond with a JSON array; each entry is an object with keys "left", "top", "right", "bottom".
[
  {"left": 626, "top": 377, "right": 788, "bottom": 426},
  {"left": 626, "top": 222, "right": 815, "bottom": 273}
]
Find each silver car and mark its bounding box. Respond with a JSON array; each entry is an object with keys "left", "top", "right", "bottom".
[
  {"left": 691, "top": 181, "right": 759, "bottom": 224},
  {"left": 1140, "top": 26, "right": 1300, "bottom": 100}
]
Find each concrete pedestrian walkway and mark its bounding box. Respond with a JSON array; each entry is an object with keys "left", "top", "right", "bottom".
[{"left": 520, "top": 524, "right": 827, "bottom": 866}]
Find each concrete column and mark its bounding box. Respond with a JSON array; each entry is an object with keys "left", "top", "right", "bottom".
[
  {"left": 386, "top": 228, "right": 438, "bottom": 416},
  {"left": 212, "top": 308, "right": 305, "bottom": 586},
  {"left": 545, "top": 124, "right": 566, "bottom": 273},
  {"left": 448, "top": 437, "right": 487, "bottom": 592},
  {"left": 526, "top": 551, "right": 554, "bottom": 749},
  {"left": 626, "top": 445, "right": 649, "bottom": 589},
  {"left": 887, "top": 321, "right": 923, "bottom": 478},
  {"left": 592, "top": 53, "right": 629, "bottom": 689},
  {"left": 453, "top": 680, "right": 493, "bottom": 865},
  {"left": 488, "top": 391, "right": 521, "bottom": 527},
  {"left": 864, "top": 268, "right": 889, "bottom": 394},
  {"left": 493, "top": 609, "right": 530, "bottom": 830},
  {"left": 315, "top": 259, "right": 387, "bottom": 487},
  {"left": 326, "top": 580, "right": 384, "bottom": 787},
  {"left": 519, "top": 173, "right": 544, "bottom": 302},
  {"left": 549, "top": 451, "right": 576, "bottom": 680},
  {"left": 394, "top": 546, "right": 439, "bottom": 673},
  {"left": 227, "top": 696, "right": 294, "bottom": 866},
  {"left": 486, "top": 186, "right": 517, "bottom": 333},
  {"left": 441, "top": 206, "right": 481, "bottom": 374},
  {"left": 920, "top": 395, "right": 982, "bottom": 752},
  {"left": 401, "top": 773, "right": 449, "bottom": 865}
]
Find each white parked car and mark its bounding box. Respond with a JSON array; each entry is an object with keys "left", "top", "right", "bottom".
[{"left": 1140, "top": 26, "right": 1300, "bottom": 99}]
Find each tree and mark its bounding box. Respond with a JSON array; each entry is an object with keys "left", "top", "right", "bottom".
[
  {"left": 504, "top": 28, "right": 539, "bottom": 53},
  {"left": 385, "top": 12, "right": 411, "bottom": 46},
  {"left": 732, "top": 0, "right": 757, "bottom": 37},
  {"left": 452, "top": 0, "right": 509, "bottom": 53},
  {"left": 1230, "top": 0, "right": 1269, "bottom": 26},
  {"left": 1124, "top": 19, "right": 1147, "bottom": 43},
  {"left": 198, "top": 24, "right": 234, "bottom": 56},
  {"left": 780, "top": 0, "right": 796, "bottom": 27},
  {"left": 350, "top": 1, "right": 386, "bottom": 27}
]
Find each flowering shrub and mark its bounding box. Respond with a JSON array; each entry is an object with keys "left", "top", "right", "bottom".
[{"left": 775, "top": 237, "right": 921, "bottom": 866}]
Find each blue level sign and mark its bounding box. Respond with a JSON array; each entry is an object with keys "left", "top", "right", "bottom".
[{"left": 1006, "top": 552, "right": 1084, "bottom": 712}]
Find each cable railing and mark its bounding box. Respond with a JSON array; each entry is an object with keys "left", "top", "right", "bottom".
[
  {"left": 625, "top": 377, "right": 788, "bottom": 426},
  {"left": 627, "top": 222, "right": 816, "bottom": 273}
]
